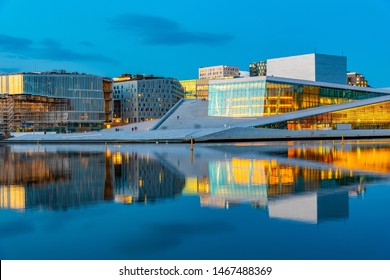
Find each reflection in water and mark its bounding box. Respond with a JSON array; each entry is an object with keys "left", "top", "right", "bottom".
[
  {"left": 113, "top": 151, "right": 186, "bottom": 203},
  {"left": 287, "top": 144, "right": 390, "bottom": 173},
  {"left": 0, "top": 145, "right": 186, "bottom": 210},
  {"left": 205, "top": 159, "right": 269, "bottom": 208},
  {"left": 268, "top": 191, "right": 349, "bottom": 224},
  {"left": 0, "top": 142, "right": 388, "bottom": 224},
  {"left": 0, "top": 145, "right": 106, "bottom": 210},
  {"left": 183, "top": 156, "right": 370, "bottom": 223}
]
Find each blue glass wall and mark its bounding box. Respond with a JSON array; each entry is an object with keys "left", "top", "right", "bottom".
[{"left": 208, "top": 80, "right": 266, "bottom": 117}]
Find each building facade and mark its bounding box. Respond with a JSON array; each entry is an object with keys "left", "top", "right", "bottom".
[
  {"left": 179, "top": 79, "right": 197, "bottom": 99},
  {"left": 199, "top": 65, "right": 239, "bottom": 80},
  {"left": 0, "top": 95, "right": 13, "bottom": 136},
  {"left": 0, "top": 93, "right": 67, "bottom": 135},
  {"left": 0, "top": 72, "right": 112, "bottom": 133},
  {"left": 249, "top": 61, "right": 267, "bottom": 77},
  {"left": 267, "top": 53, "right": 347, "bottom": 84},
  {"left": 113, "top": 75, "right": 184, "bottom": 124},
  {"left": 347, "top": 72, "right": 369, "bottom": 87},
  {"left": 102, "top": 78, "right": 114, "bottom": 128},
  {"left": 208, "top": 76, "right": 390, "bottom": 130}
]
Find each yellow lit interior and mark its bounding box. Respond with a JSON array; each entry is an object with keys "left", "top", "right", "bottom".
[{"left": 0, "top": 185, "right": 26, "bottom": 209}]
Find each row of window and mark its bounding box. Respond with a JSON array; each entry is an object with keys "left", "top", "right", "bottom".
[
  {"left": 114, "top": 80, "right": 177, "bottom": 89},
  {"left": 114, "top": 88, "right": 173, "bottom": 95}
]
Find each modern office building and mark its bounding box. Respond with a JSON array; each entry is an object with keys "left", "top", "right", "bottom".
[
  {"left": 0, "top": 71, "right": 112, "bottom": 133},
  {"left": 0, "top": 90, "right": 68, "bottom": 135},
  {"left": 249, "top": 61, "right": 267, "bottom": 77},
  {"left": 347, "top": 72, "right": 369, "bottom": 87},
  {"left": 113, "top": 74, "right": 184, "bottom": 124},
  {"left": 267, "top": 53, "right": 347, "bottom": 84},
  {"left": 198, "top": 65, "right": 239, "bottom": 80}
]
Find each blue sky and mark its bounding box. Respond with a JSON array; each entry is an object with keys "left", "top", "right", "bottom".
[{"left": 0, "top": 0, "right": 389, "bottom": 87}]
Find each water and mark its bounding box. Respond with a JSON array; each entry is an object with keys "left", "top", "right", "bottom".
[{"left": 1, "top": 140, "right": 390, "bottom": 260}]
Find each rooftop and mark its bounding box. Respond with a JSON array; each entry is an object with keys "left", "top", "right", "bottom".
[
  {"left": 113, "top": 74, "right": 176, "bottom": 82},
  {"left": 209, "top": 75, "right": 390, "bottom": 94}
]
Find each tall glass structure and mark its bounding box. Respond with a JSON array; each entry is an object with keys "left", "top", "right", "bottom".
[{"left": 0, "top": 72, "right": 108, "bottom": 132}]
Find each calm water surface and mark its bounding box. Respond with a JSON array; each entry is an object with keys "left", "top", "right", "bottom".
[{"left": 1, "top": 140, "right": 390, "bottom": 260}]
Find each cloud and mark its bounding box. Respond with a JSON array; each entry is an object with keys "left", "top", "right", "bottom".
[
  {"left": 80, "top": 41, "right": 95, "bottom": 47},
  {"left": 36, "top": 39, "right": 114, "bottom": 62},
  {"left": 40, "top": 39, "right": 62, "bottom": 48},
  {"left": 109, "top": 13, "right": 233, "bottom": 46},
  {"left": 0, "top": 67, "right": 20, "bottom": 73},
  {"left": 0, "top": 33, "right": 114, "bottom": 63},
  {"left": 0, "top": 34, "right": 33, "bottom": 51}
]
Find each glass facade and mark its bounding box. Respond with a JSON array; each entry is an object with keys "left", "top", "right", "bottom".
[
  {"left": 208, "top": 77, "right": 388, "bottom": 124},
  {"left": 209, "top": 80, "right": 266, "bottom": 117},
  {"left": 196, "top": 79, "right": 209, "bottom": 100},
  {"left": 12, "top": 95, "right": 68, "bottom": 132},
  {"left": 286, "top": 100, "right": 390, "bottom": 130},
  {"left": 180, "top": 79, "right": 197, "bottom": 99},
  {"left": 0, "top": 73, "right": 107, "bottom": 132}
]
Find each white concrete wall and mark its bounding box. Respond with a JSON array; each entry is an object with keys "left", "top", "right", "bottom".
[
  {"left": 267, "top": 53, "right": 347, "bottom": 84},
  {"left": 267, "top": 54, "right": 316, "bottom": 81}
]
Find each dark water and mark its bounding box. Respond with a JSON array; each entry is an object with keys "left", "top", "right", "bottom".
[{"left": 1, "top": 140, "right": 390, "bottom": 260}]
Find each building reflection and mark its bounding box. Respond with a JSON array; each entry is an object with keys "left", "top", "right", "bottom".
[
  {"left": 0, "top": 146, "right": 186, "bottom": 210},
  {"left": 182, "top": 143, "right": 387, "bottom": 223},
  {"left": 0, "top": 145, "right": 107, "bottom": 210},
  {"left": 268, "top": 191, "right": 349, "bottom": 224},
  {"left": 184, "top": 157, "right": 372, "bottom": 203},
  {"left": 1, "top": 143, "right": 387, "bottom": 224},
  {"left": 287, "top": 145, "right": 390, "bottom": 174},
  {"left": 113, "top": 151, "right": 186, "bottom": 203}
]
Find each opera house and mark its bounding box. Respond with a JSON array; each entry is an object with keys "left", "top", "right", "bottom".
[{"left": 3, "top": 53, "right": 390, "bottom": 143}]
